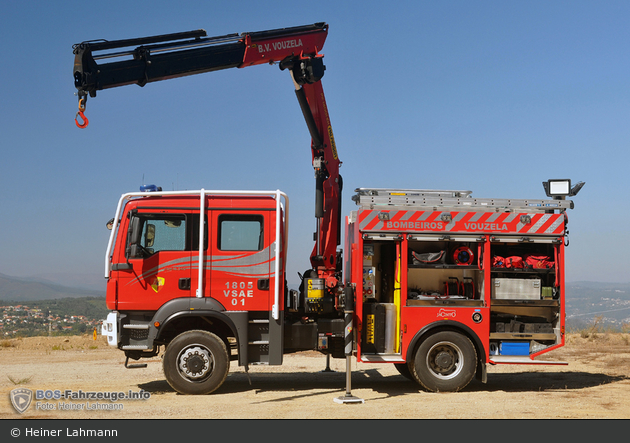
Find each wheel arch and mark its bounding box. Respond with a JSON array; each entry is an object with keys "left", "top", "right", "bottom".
[
  {"left": 158, "top": 310, "right": 238, "bottom": 342},
  {"left": 148, "top": 298, "right": 252, "bottom": 366},
  {"left": 150, "top": 298, "right": 240, "bottom": 358},
  {"left": 405, "top": 320, "right": 486, "bottom": 379}
]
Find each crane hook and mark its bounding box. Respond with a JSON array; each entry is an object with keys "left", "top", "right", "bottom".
[{"left": 75, "top": 98, "right": 89, "bottom": 128}]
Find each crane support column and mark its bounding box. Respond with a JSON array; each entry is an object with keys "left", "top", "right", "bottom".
[{"left": 334, "top": 287, "right": 363, "bottom": 404}]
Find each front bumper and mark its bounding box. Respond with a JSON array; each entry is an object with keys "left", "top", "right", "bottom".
[{"left": 100, "top": 312, "right": 119, "bottom": 347}]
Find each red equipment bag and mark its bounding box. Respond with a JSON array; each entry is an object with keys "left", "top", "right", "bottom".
[
  {"left": 505, "top": 256, "right": 524, "bottom": 268},
  {"left": 493, "top": 256, "right": 505, "bottom": 268},
  {"left": 525, "top": 254, "right": 554, "bottom": 269}
]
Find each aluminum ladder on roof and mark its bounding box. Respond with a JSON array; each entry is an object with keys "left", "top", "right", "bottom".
[{"left": 352, "top": 188, "right": 574, "bottom": 212}]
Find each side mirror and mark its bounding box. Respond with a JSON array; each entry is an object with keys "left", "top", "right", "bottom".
[{"left": 126, "top": 216, "right": 143, "bottom": 259}]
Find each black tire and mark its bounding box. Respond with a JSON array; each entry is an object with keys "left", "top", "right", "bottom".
[
  {"left": 411, "top": 330, "right": 477, "bottom": 392},
  {"left": 163, "top": 330, "right": 229, "bottom": 395},
  {"left": 394, "top": 362, "right": 414, "bottom": 381}
]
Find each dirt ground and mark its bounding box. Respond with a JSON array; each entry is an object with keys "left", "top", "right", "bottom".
[{"left": 1, "top": 333, "right": 630, "bottom": 420}]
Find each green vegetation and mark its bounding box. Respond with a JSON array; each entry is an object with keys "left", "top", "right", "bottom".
[
  {"left": 0, "top": 297, "right": 108, "bottom": 338},
  {"left": 1, "top": 297, "right": 108, "bottom": 318}
]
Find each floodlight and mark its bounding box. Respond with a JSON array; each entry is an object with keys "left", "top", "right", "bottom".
[
  {"left": 543, "top": 179, "right": 585, "bottom": 199},
  {"left": 570, "top": 181, "right": 585, "bottom": 196}
]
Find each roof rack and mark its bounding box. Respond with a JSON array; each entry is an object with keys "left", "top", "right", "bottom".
[{"left": 352, "top": 188, "right": 574, "bottom": 212}]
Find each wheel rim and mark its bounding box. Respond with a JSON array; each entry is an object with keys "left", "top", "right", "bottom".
[
  {"left": 425, "top": 341, "right": 464, "bottom": 380},
  {"left": 177, "top": 344, "right": 214, "bottom": 382}
]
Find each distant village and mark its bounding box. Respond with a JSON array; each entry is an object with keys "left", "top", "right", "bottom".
[{"left": 0, "top": 304, "right": 101, "bottom": 337}]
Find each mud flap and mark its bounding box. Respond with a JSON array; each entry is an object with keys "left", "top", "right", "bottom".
[{"left": 477, "top": 361, "right": 487, "bottom": 383}]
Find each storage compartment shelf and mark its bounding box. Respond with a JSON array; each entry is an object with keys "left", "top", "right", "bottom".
[
  {"left": 491, "top": 300, "right": 559, "bottom": 306},
  {"left": 489, "top": 332, "right": 557, "bottom": 340},
  {"left": 489, "top": 355, "right": 568, "bottom": 365},
  {"left": 410, "top": 264, "right": 479, "bottom": 270},
  {"left": 360, "top": 354, "right": 405, "bottom": 362},
  {"left": 407, "top": 299, "right": 484, "bottom": 307},
  {"left": 491, "top": 268, "right": 555, "bottom": 274},
  {"left": 490, "top": 306, "right": 557, "bottom": 322}
]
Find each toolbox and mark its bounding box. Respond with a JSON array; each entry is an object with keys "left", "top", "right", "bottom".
[
  {"left": 500, "top": 341, "right": 530, "bottom": 356},
  {"left": 492, "top": 278, "right": 541, "bottom": 300}
]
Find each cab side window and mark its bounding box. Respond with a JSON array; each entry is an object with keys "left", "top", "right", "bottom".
[
  {"left": 218, "top": 214, "right": 264, "bottom": 251},
  {"left": 127, "top": 214, "right": 187, "bottom": 258}
]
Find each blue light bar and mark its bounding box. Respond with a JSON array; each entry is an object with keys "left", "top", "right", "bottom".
[{"left": 140, "top": 184, "right": 162, "bottom": 192}]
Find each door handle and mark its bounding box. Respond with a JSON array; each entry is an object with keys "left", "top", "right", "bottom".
[
  {"left": 257, "top": 279, "right": 270, "bottom": 291},
  {"left": 179, "top": 278, "right": 191, "bottom": 290}
]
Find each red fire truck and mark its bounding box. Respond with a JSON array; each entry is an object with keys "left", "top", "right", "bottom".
[{"left": 73, "top": 23, "right": 583, "bottom": 395}]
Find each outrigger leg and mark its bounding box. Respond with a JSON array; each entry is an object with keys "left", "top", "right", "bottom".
[{"left": 334, "top": 287, "right": 363, "bottom": 404}]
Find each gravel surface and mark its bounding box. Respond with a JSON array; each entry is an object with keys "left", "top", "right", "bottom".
[{"left": 2, "top": 333, "right": 630, "bottom": 419}]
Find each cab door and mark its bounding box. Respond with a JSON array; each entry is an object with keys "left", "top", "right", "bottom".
[
  {"left": 207, "top": 210, "right": 273, "bottom": 312},
  {"left": 114, "top": 209, "right": 195, "bottom": 311}
]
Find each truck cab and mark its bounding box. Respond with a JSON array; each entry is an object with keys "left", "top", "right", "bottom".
[{"left": 102, "top": 188, "right": 289, "bottom": 394}]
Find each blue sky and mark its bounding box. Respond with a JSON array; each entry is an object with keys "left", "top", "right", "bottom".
[{"left": 1, "top": 0, "right": 628, "bottom": 290}]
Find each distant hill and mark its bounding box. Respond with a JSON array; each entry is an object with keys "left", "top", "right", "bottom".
[
  {"left": 0, "top": 273, "right": 105, "bottom": 302},
  {"left": 565, "top": 281, "right": 630, "bottom": 330},
  {"left": 25, "top": 272, "right": 106, "bottom": 292}
]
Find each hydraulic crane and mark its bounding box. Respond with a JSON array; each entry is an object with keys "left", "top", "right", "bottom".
[{"left": 73, "top": 22, "right": 343, "bottom": 295}]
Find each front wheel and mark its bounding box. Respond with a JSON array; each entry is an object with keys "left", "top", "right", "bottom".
[
  {"left": 163, "top": 330, "right": 229, "bottom": 395},
  {"left": 411, "top": 331, "right": 477, "bottom": 392}
]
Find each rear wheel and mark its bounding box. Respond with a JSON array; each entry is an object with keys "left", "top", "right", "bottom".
[
  {"left": 411, "top": 331, "right": 477, "bottom": 392},
  {"left": 163, "top": 330, "right": 229, "bottom": 395}
]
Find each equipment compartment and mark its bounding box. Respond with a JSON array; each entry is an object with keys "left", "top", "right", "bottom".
[
  {"left": 360, "top": 240, "right": 403, "bottom": 356},
  {"left": 407, "top": 238, "right": 484, "bottom": 303},
  {"left": 488, "top": 238, "right": 563, "bottom": 355}
]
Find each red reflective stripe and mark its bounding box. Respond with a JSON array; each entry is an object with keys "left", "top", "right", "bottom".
[
  {"left": 358, "top": 210, "right": 370, "bottom": 224},
  {"left": 454, "top": 211, "right": 476, "bottom": 230},
  {"left": 459, "top": 212, "right": 476, "bottom": 222},
  {"left": 426, "top": 211, "right": 441, "bottom": 222},
  {"left": 494, "top": 212, "right": 511, "bottom": 224},
  {"left": 408, "top": 211, "right": 423, "bottom": 222},
  {"left": 363, "top": 211, "right": 382, "bottom": 231},
  {"left": 537, "top": 215, "right": 558, "bottom": 234},
  {"left": 389, "top": 211, "right": 407, "bottom": 222},
  {"left": 550, "top": 215, "right": 565, "bottom": 234},
  {"left": 519, "top": 214, "right": 541, "bottom": 233}
]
